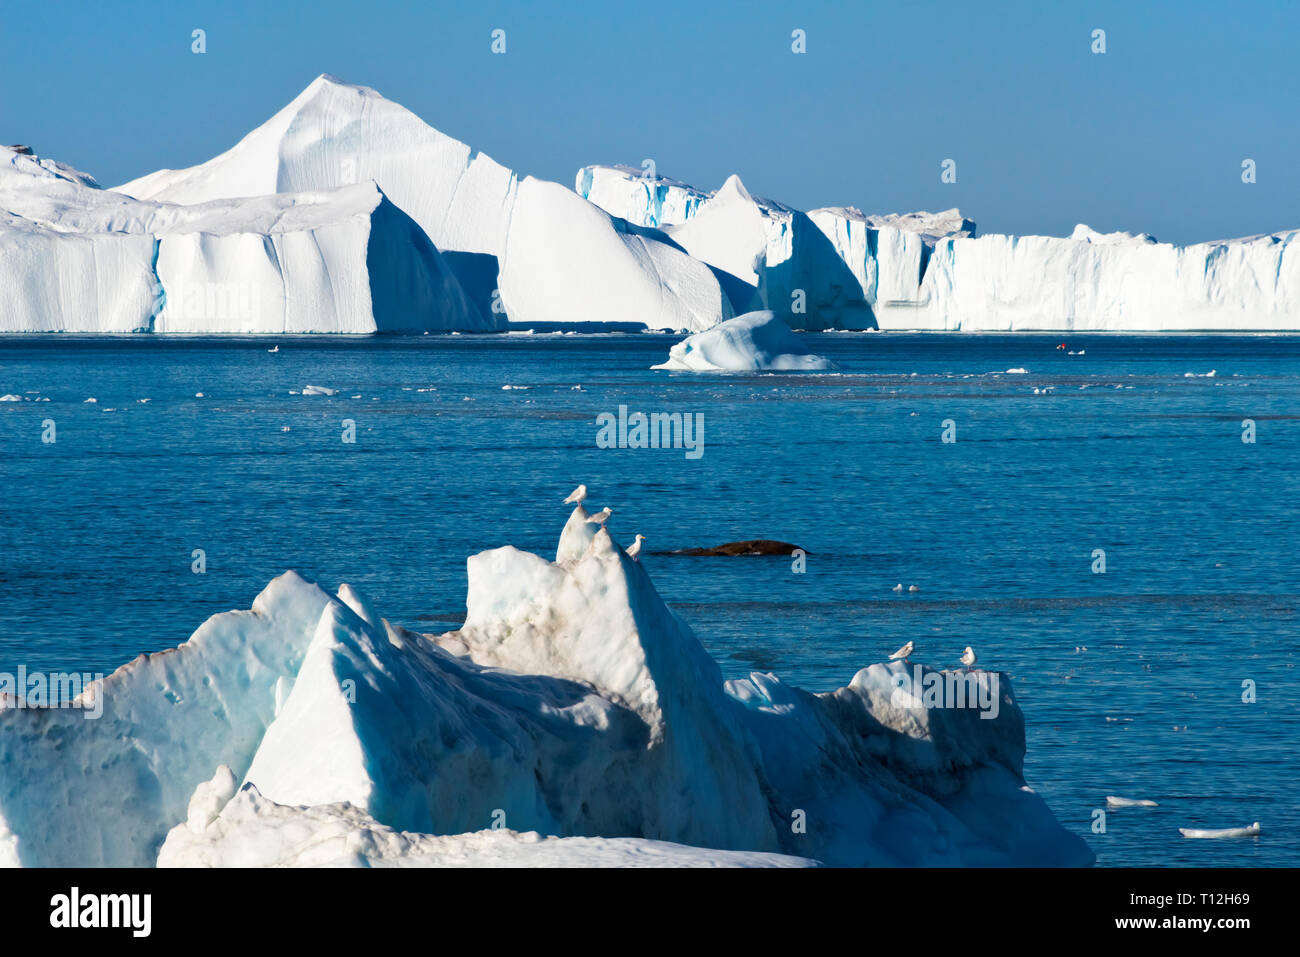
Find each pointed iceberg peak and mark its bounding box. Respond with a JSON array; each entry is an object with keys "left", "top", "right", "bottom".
[
  {"left": 716, "top": 173, "right": 754, "bottom": 203},
  {"left": 297, "top": 72, "right": 386, "bottom": 102}
]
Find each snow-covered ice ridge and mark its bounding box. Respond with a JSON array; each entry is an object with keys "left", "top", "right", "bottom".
[
  {"left": 579, "top": 164, "right": 1300, "bottom": 331},
  {"left": 0, "top": 510, "right": 1092, "bottom": 867}
]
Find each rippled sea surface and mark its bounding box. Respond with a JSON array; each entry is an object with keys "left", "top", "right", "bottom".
[{"left": 1, "top": 332, "right": 1296, "bottom": 867}]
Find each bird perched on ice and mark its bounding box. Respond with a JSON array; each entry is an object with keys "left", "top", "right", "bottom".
[
  {"left": 889, "top": 641, "right": 914, "bottom": 661},
  {"left": 960, "top": 646, "right": 977, "bottom": 670},
  {"left": 563, "top": 484, "right": 587, "bottom": 504},
  {"left": 586, "top": 507, "right": 612, "bottom": 527},
  {"left": 627, "top": 534, "right": 645, "bottom": 561}
]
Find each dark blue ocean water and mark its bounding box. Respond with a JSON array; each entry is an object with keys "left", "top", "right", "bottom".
[{"left": 1, "top": 332, "right": 1296, "bottom": 867}]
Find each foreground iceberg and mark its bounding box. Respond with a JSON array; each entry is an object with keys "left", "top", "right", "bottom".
[
  {"left": 116, "top": 76, "right": 732, "bottom": 332},
  {"left": 0, "top": 511, "right": 1091, "bottom": 867},
  {"left": 653, "top": 310, "right": 837, "bottom": 372},
  {"left": 1, "top": 146, "right": 484, "bottom": 333},
  {"left": 0, "top": 572, "right": 330, "bottom": 866},
  {"left": 159, "top": 778, "right": 814, "bottom": 867}
]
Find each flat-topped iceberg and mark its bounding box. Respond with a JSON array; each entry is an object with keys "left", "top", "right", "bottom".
[
  {"left": 577, "top": 161, "right": 1300, "bottom": 331},
  {"left": 0, "top": 508, "right": 1091, "bottom": 867},
  {"left": 1, "top": 145, "right": 484, "bottom": 333},
  {"left": 896, "top": 228, "right": 1300, "bottom": 330},
  {"left": 654, "top": 310, "right": 837, "bottom": 372}
]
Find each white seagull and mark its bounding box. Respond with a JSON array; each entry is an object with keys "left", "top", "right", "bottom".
[
  {"left": 907, "top": 584, "right": 920, "bottom": 593},
  {"left": 889, "top": 640, "right": 915, "bottom": 661},
  {"left": 586, "top": 507, "right": 612, "bottom": 527},
  {"left": 563, "top": 484, "right": 588, "bottom": 504},
  {"left": 892, "top": 583, "right": 903, "bottom": 592},
  {"left": 627, "top": 534, "right": 646, "bottom": 561},
  {"left": 960, "top": 646, "right": 977, "bottom": 670}
]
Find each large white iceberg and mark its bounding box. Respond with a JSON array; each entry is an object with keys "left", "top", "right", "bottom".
[
  {"left": 115, "top": 76, "right": 732, "bottom": 333},
  {"left": 889, "top": 228, "right": 1300, "bottom": 330},
  {"left": 580, "top": 167, "right": 872, "bottom": 329},
  {"left": 1, "top": 145, "right": 485, "bottom": 333},
  {"left": 653, "top": 310, "right": 837, "bottom": 372},
  {"left": 579, "top": 161, "right": 1300, "bottom": 331},
  {"left": 0, "top": 512, "right": 1092, "bottom": 868}
]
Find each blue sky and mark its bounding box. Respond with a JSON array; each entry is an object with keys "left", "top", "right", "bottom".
[{"left": 2, "top": 0, "right": 1296, "bottom": 243}]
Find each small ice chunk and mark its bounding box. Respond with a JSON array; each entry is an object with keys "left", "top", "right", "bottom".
[
  {"left": 1179, "top": 822, "right": 1260, "bottom": 839},
  {"left": 1106, "top": 796, "right": 1158, "bottom": 808}
]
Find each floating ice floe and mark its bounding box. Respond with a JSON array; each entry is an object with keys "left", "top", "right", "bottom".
[
  {"left": 0, "top": 511, "right": 1091, "bottom": 867},
  {"left": 1106, "top": 796, "right": 1158, "bottom": 808},
  {"left": 300, "top": 385, "right": 340, "bottom": 396},
  {"left": 653, "top": 310, "right": 837, "bottom": 372},
  {"left": 1179, "top": 822, "right": 1261, "bottom": 839}
]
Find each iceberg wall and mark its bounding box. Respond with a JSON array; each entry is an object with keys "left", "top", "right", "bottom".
[
  {"left": 497, "top": 177, "right": 732, "bottom": 332},
  {"left": 893, "top": 229, "right": 1300, "bottom": 331},
  {"left": 580, "top": 165, "right": 953, "bottom": 330},
  {"left": 576, "top": 164, "right": 710, "bottom": 229},
  {"left": 578, "top": 162, "right": 1300, "bottom": 331},
  {"left": 0, "top": 514, "right": 1092, "bottom": 868},
  {"left": 0, "top": 146, "right": 487, "bottom": 333}
]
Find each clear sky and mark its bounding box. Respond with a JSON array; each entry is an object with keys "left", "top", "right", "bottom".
[{"left": 2, "top": 0, "right": 1296, "bottom": 244}]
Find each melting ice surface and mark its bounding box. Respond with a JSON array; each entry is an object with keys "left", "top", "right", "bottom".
[{"left": 0, "top": 508, "right": 1090, "bottom": 867}]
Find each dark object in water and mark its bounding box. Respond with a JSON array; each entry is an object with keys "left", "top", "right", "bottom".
[{"left": 669, "top": 540, "right": 807, "bottom": 557}]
